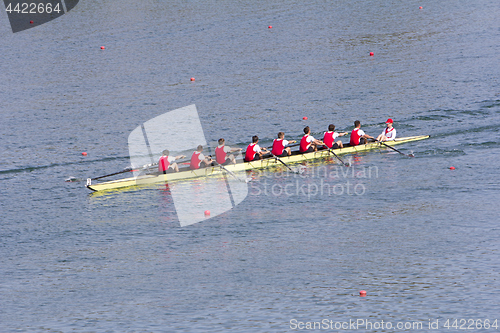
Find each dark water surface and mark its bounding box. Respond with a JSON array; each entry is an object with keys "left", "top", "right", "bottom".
[{"left": 1, "top": 0, "right": 499, "bottom": 332}]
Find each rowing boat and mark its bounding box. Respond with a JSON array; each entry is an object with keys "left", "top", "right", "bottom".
[{"left": 86, "top": 135, "right": 429, "bottom": 192}]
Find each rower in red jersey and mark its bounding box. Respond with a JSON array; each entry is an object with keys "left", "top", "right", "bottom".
[
  {"left": 300, "top": 126, "right": 322, "bottom": 153},
  {"left": 158, "top": 149, "right": 186, "bottom": 173},
  {"left": 349, "top": 120, "right": 374, "bottom": 146},
  {"left": 376, "top": 118, "right": 397, "bottom": 142},
  {"left": 190, "top": 145, "right": 212, "bottom": 170},
  {"left": 215, "top": 138, "right": 242, "bottom": 165},
  {"left": 245, "top": 135, "right": 268, "bottom": 162},
  {"left": 271, "top": 132, "right": 296, "bottom": 157},
  {"left": 323, "top": 124, "right": 348, "bottom": 149}
]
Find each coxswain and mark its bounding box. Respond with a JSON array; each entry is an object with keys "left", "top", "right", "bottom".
[
  {"left": 300, "top": 126, "right": 322, "bottom": 153},
  {"left": 244, "top": 135, "right": 268, "bottom": 162},
  {"left": 190, "top": 145, "right": 212, "bottom": 170},
  {"left": 323, "top": 124, "right": 348, "bottom": 149},
  {"left": 215, "top": 138, "right": 242, "bottom": 165},
  {"left": 349, "top": 120, "right": 373, "bottom": 146},
  {"left": 376, "top": 118, "right": 397, "bottom": 142},
  {"left": 158, "top": 149, "right": 185, "bottom": 173},
  {"left": 271, "top": 132, "right": 296, "bottom": 157}
]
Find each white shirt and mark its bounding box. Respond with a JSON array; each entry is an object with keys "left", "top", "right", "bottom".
[
  {"left": 306, "top": 135, "right": 315, "bottom": 143},
  {"left": 275, "top": 139, "right": 289, "bottom": 146},
  {"left": 381, "top": 127, "right": 396, "bottom": 140},
  {"left": 162, "top": 155, "right": 175, "bottom": 168},
  {"left": 253, "top": 144, "right": 262, "bottom": 153},
  {"left": 356, "top": 129, "right": 365, "bottom": 136},
  {"left": 325, "top": 131, "right": 339, "bottom": 140},
  {"left": 218, "top": 145, "right": 232, "bottom": 153}
]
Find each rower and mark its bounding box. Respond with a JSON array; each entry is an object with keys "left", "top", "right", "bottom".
[
  {"left": 190, "top": 145, "right": 212, "bottom": 170},
  {"left": 376, "top": 118, "right": 397, "bottom": 142},
  {"left": 323, "top": 124, "right": 348, "bottom": 149},
  {"left": 271, "top": 132, "right": 296, "bottom": 157},
  {"left": 349, "top": 120, "right": 374, "bottom": 146},
  {"left": 244, "top": 135, "right": 268, "bottom": 162},
  {"left": 300, "top": 126, "right": 322, "bottom": 153},
  {"left": 215, "top": 138, "right": 242, "bottom": 165},
  {"left": 158, "top": 149, "right": 186, "bottom": 173}
]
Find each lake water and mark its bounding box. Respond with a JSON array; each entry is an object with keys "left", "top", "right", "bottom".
[{"left": 1, "top": 0, "right": 499, "bottom": 332}]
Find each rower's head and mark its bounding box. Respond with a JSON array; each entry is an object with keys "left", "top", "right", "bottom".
[
  {"left": 162, "top": 149, "right": 170, "bottom": 156},
  {"left": 197, "top": 145, "right": 203, "bottom": 152},
  {"left": 218, "top": 138, "right": 225, "bottom": 145},
  {"left": 252, "top": 135, "right": 259, "bottom": 143},
  {"left": 386, "top": 118, "right": 393, "bottom": 127},
  {"left": 328, "top": 124, "right": 335, "bottom": 132},
  {"left": 303, "top": 126, "right": 310, "bottom": 135},
  {"left": 277, "top": 132, "right": 284, "bottom": 139},
  {"left": 354, "top": 120, "right": 361, "bottom": 128}
]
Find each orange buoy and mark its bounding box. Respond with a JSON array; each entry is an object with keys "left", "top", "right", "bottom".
[
  {"left": 268, "top": 26, "right": 272, "bottom": 29},
  {"left": 190, "top": 77, "right": 195, "bottom": 81},
  {"left": 419, "top": 6, "right": 423, "bottom": 9},
  {"left": 302, "top": 116, "right": 308, "bottom": 120},
  {"left": 100, "top": 46, "right": 105, "bottom": 50},
  {"left": 204, "top": 210, "right": 210, "bottom": 216},
  {"left": 82, "top": 152, "right": 87, "bottom": 156},
  {"left": 360, "top": 290, "right": 367, "bottom": 297},
  {"left": 449, "top": 166, "right": 455, "bottom": 170}
]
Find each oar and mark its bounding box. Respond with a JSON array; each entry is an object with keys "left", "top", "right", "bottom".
[
  {"left": 326, "top": 147, "right": 350, "bottom": 167},
  {"left": 377, "top": 140, "right": 414, "bottom": 157},
  {"left": 92, "top": 167, "right": 136, "bottom": 180},
  {"left": 268, "top": 151, "right": 301, "bottom": 174},
  {"left": 211, "top": 159, "right": 251, "bottom": 183}
]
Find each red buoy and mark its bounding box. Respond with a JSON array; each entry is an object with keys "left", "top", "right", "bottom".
[
  {"left": 360, "top": 290, "right": 367, "bottom": 297},
  {"left": 204, "top": 210, "right": 210, "bottom": 216},
  {"left": 268, "top": 25, "right": 272, "bottom": 29},
  {"left": 190, "top": 77, "right": 195, "bottom": 81},
  {"left": 30, "top": 20, "right": 34, "bottom": 24},
  {"left": 302, "top": 116, "right": 308, "bottom": 120},
  {"left": 369, "top": 52, "right": 374, "bottom": 57},
  {"left": 100, "top": 46, "right": 105, "bottom": 50},
  {"left": 419, "top": 6, "right": 423, "bottom": 9},
  {"left": 82, "top": 152, "right": 87, "bottom": 156},
  {"left": 449, "top": 166, "right": 455, "bottom": 170}
]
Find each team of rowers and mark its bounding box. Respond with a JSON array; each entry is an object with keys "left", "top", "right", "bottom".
[{"left": 158, "top": 119, "right": 396, "bottom": 173}]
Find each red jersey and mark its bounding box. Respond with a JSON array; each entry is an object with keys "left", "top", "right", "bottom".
[
  {"left": 271, "top": 139, "right": 285, "bottom": 155},
  {"left": 300, "top": 135, "right": 310, "bottom": 152},
  {"left": 323, "top": 131, "right": 338, "bottom": 149},
  {"left": 190, "top": 151, "right": 202, "bottom": 170},
  {"left": 245, "top": 143, "right": 257, "bottom": 162},
  {"left": 215, "top": 146, "right": 227, "bottom": 164},
  {"left": 350, "top": 128, "right": 363, "bottom": 146},
  {"left": 158, "top": 156, "right": 171, "bottom": 172}
]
